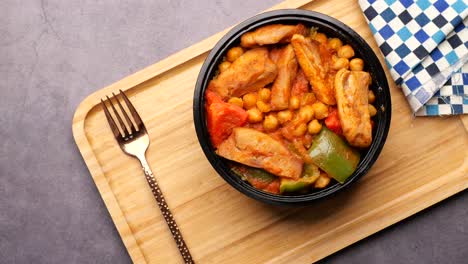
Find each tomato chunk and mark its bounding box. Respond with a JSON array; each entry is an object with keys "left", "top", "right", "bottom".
[
  {"left": 206, "top": 90, "right": 248, "bottom": 147},
  {"left": 205, "top": 89, "right": 224, "bottom": 105},
  {"left": 324, "top": 108, "right": 342, "bottom": 135}
]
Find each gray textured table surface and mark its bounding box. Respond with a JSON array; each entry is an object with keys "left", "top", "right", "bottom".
[{"left": 1, "top": 0, "right": 467, "bottom": 263}]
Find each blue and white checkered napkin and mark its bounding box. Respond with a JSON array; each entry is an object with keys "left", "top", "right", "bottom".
[{"left": 359, "top": 0, "right": 468, "bottom": 116}]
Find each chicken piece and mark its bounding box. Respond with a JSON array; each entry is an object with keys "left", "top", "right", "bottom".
[
  {"left": 334, "top": 69, "right": 372, "bottom": 148},
  {"left": 291, "top": 34, "right": 336, "bottom": 105},
  {"left": 208, "top": 48, "right": 277, "bottom": 99},
  {"left": 217, "top": 127, "right": 303, "bottom": 179},
  {"left": 241, "top": 24, "right": 308, "bottom": 48},
  {"left": 270, "top": 44, "right": 298, "bottom": 110},
  {"left": 269, "top": 47, "right": 282, "bottom": 64}
]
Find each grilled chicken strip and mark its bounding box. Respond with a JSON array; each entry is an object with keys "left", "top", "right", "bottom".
[
  {"left": 241, "top": 24, "right": 308, "bottom": 48},
  {"left": 208, "top": 48, "right": 277, "bottom": 99},
  {"left": 217, "top": 127, "right": 303, "bottom": 179},
  {"left": 291, "top": 34, "right": 336, "bottom": 105},
  {"left": 269, "top": 47, "right": 282, "bottom": 64},
  {"left": 334, "top": 69, "right": 372, "bottom": 148},
  {"left": 271, "top": 44, "right": 298, "bottom": 110}
]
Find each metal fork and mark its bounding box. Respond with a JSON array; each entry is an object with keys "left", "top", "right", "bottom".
[{"left": 101, "top": 90, "right": 194, "bottom": 264}]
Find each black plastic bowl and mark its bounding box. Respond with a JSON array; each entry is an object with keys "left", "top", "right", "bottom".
[{"left": 193, "top": 9, "right": 391, "bottom": 206}]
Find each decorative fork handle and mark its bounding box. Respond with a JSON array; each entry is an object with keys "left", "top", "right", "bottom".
[{"left": 138, "top": 156, "right": 194, "bottom": 264}]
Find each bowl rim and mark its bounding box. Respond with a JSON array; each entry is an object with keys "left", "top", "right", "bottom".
[{"left": 193, "top": 9, "right": 392, "bottom": 206}]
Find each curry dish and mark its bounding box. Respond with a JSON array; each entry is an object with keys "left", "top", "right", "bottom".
[{"left": 205, "top": 24, "right": 377, "bottom": 194}]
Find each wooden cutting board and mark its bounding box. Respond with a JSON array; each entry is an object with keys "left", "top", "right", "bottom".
[{"left": 72, "top": 0, "right": 468, "bottom": 263}]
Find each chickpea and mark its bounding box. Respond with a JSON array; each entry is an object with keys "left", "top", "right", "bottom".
[
  {"left": 218, "top": 61, "right": 231, "bottom": 72},
  {"left": 247, "top": 108, "right": 263, "bottom": 123},
  {"left": 368, "top": 90, "right": 376, "bottom": 104},
  {"left": 298, "top": 105, "right": 314, "bottom": 122},
  {"left": 368, "top": 104, "right": 377, "bottom": 117},
  {"left": 337, "top": 44, "right": 355, "bottom": 59},
  {"left": 332, "top": 57, "right": 349, "bottom": 70},
  {"left": 314, "top": 173, "right": 331, "bottom": 188},
  {"left": 256, "top": 101, "right": 271, "bottom": 113},
  {"left": 263, "top": 115, "right": 279, "bottom": 132},
  {"left": 314, "top": 32, "right": 328, "bottom": 45},
  {"left": 242, "top": 93, "right": 257, "bottom": 109},
  {"left": 289, "top": 96, "right": 300, "bottom": 110},
  {"left": 277, "top": 110, "right": 293, "bottom": 124},
  {"left": 226, "top": 47, "right": 244, "bottom": 62},
  {"left": 292, "top": 123, "right": 308, "bottom": 137},
  {"left": 349, "top": 58, "right": 364, "bottom": 71},
  {"left": 258, "top": 88, "right": 271, "bottom": 102},
  {"left": 228, "top": 97, "right": 243, "bottom": 108},
  {"left": 312, "top": 102, "right": 329, "bottom": 119},
  {"left": 301, "top": 93, "right": 316, "bottom": 106},
  {"left": 328, "top": 38, "right": 343, "bottom": 51},
  {"left": 308, "top": 119, "right": 322, "bottom": 134}
]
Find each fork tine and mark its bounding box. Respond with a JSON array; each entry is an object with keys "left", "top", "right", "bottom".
[
  {"left": 113, "top": 92, "right": 136, "bottom": 134},
  {"left": 107, "top": 95, "right": 129, "bottom": 137},
  {"left": 101, "top": 99, "right": 122, "bottom": 138},
  {"left": 120, "top": 90, "right": 144, "bottom": 130}
]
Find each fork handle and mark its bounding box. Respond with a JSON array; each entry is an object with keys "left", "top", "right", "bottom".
[{"left": 138, "top": 156, "right": 195, "bottom": 264}]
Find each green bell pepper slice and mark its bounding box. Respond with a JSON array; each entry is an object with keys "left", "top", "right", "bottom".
[
  {"left": 280, "top": 163, "right": 321, "bottom": 194},
  {"left": 308, "top": 127, "right": 360, "bottom": 183}
]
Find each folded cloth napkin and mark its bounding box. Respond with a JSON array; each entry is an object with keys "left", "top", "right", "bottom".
[{"left": 359, "top": 0, "right": 468, "bottom": 116}]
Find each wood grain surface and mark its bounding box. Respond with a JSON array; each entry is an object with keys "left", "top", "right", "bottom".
[{"left": 72, "top": 0, "right": 468, "bottom": 263}]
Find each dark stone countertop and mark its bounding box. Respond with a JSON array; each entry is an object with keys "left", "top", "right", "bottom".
[{"left": 1, "top": 0, "right": 467, "bottom": 263}]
